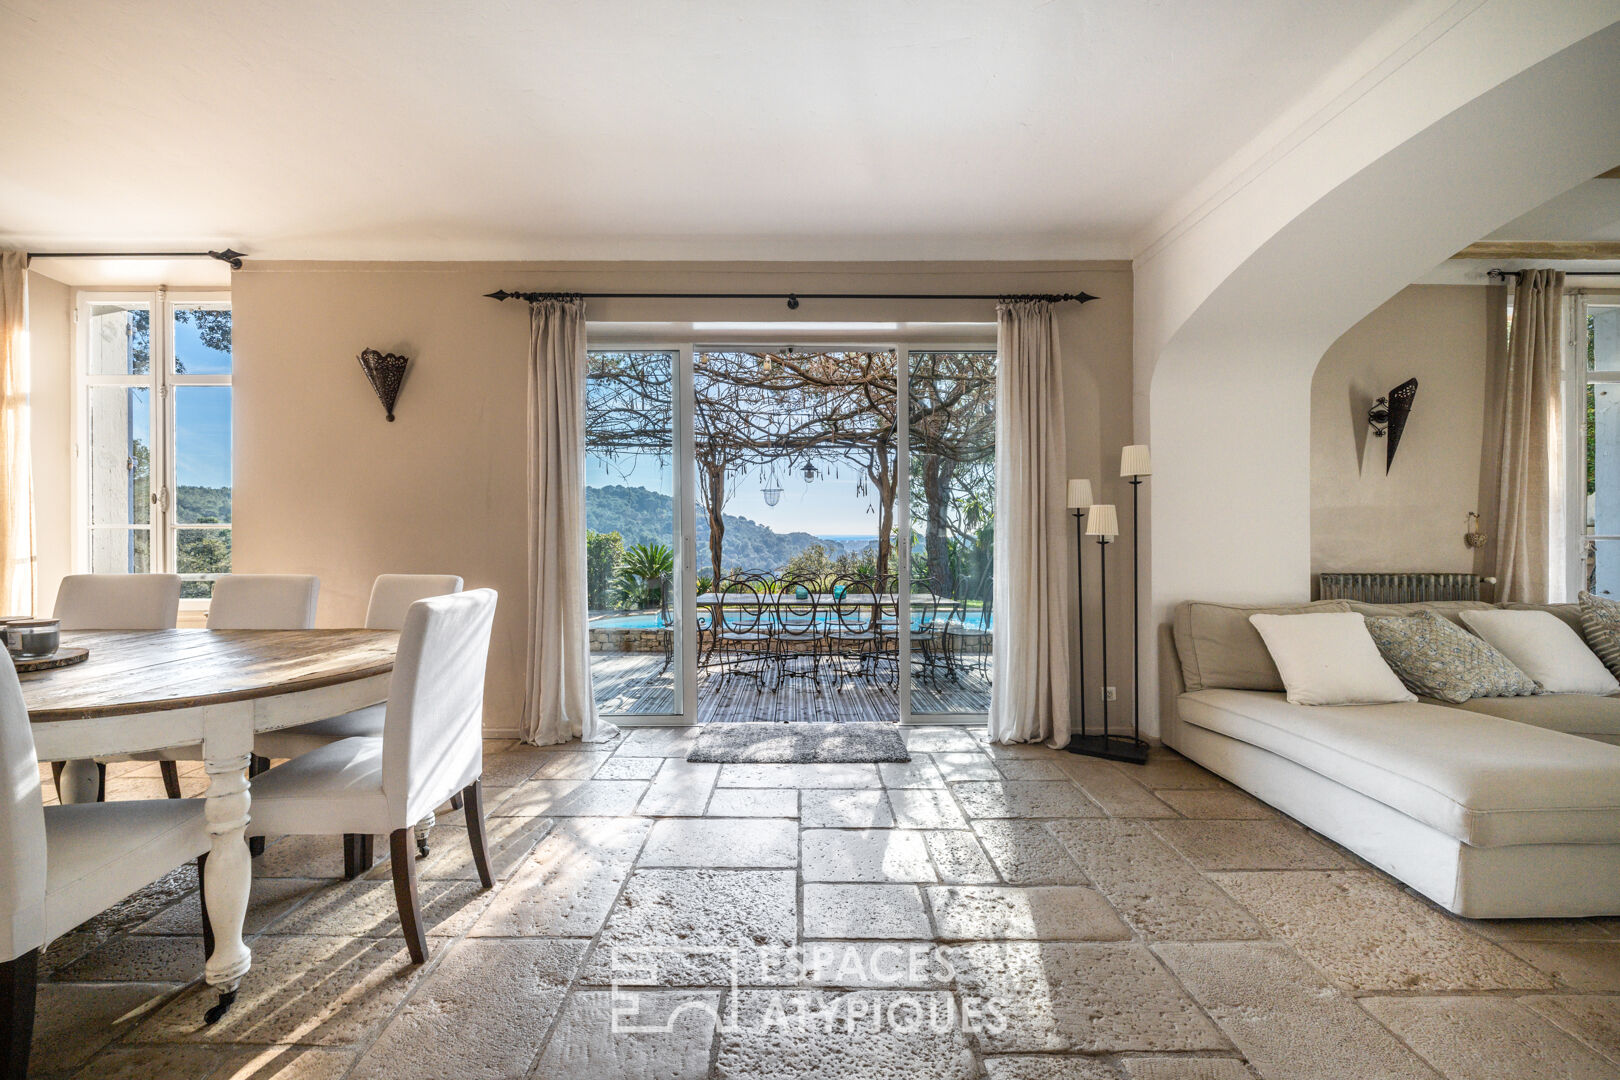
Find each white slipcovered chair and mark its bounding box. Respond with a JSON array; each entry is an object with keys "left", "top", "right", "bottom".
[
  {"left": 50, "top": 574, "right": 182, "bottom": 803},
  {"left": 0, "top": 650, "right": 210, "bottom": 1078},
  {"left": 253, "top": 574, "right": 462, "bottom": 878},
  {"left": 246, "top": 588, "right": 498, "bottom": 964}
]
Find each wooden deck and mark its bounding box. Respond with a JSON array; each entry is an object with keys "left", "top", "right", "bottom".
[{"left": 590, "top": 652, "right": 990, "bottom": 722}]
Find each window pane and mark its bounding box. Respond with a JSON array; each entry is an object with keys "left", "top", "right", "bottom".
[
  {"left": 1580, "top": 539, "right": 1620, "bottom": 598},
  {"left": 89, "top": 528, "right": 151, "bottom": 574},
  {"left": 177, "top": 528, "right": 231, "bottom": 598},
  {"left": 174, "top": 386, "right": 232, "bottom": 523},
  {"left": 1590, "top": 306, "right": 1620, "bottom": 371},
  {"left": 172, "top": 306, "right": 232, "bottom": 375},
  {"left": 87, "top": 303, "right": 152, "bottom": 375},
  {"left": 908, "top": 351, "right": 995, "bottom": 716},
  {"left": 88, "top": 386, "right": 151, "bottom": 525},
  {"left": 1592, "top": 382, "right": 1620, "bottom": 536}
]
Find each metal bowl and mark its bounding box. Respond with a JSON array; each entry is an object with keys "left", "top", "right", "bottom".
[{"left": 3, "top": 619, "right": 60, "bottom": 659}]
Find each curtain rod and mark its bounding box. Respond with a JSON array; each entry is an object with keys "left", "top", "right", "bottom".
[
  {"left": 1487, "top": 267, "right": 1618, "bottom": 279},
  {"left": 25, "top": 248, "right": 246, "bottom": 270},
  {"left": 485, "top": 289, "right": 1098, "bottom": 310}
]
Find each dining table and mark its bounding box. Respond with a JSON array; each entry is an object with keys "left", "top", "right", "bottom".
[{"left": 21, "top": 628, "right": 399, "bottom": 1020}]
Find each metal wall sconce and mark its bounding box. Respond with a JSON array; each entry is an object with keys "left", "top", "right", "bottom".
[
  {"left": 1367, "top": 377, "right": 1418, "bottom": 474},
  {"left": 358, "top": 349, "right": 409, "bottom": 422}
]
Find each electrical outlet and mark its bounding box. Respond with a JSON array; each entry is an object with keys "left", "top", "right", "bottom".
[{"left": 1103, "top": 686, "right": 1117, "bottom": 702}]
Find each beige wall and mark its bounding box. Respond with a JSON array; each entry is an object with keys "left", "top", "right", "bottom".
[
  {"left": 1311, "top": 285, "right": 1489, "bottom": 580},
  {"left": 231, "top": 261, "right": 1137, "bottom": 736},
  {"left": 27, "top": 269, "right": 73, "bottom": 617}
]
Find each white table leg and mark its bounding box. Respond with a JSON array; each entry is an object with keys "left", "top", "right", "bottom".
[
  {"left": 57, "top": 759, "right": 102, "bottom": 803},
  {"left": 201, "top": 702, "right": 253, "bottom": 1021}
]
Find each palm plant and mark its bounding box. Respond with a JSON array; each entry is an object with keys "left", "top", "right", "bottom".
[{"left": 613, "top": 542, "right": 675, "bottom": 609}]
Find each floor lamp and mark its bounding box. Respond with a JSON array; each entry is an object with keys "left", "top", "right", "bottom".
[
  {"left": 1069, "top": 502, "right": 1145, "bottom": 762},
  {"left": 1117, "top": 444, "right": 1152, "bottom": 763},
  {"left": 1066, "top": 479, "right": 1092, "bottom": 739}
]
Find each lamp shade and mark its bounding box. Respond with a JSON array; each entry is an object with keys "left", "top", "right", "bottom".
[
  {"left": 1066, "top": 478, "right": 1093, "bottom": 509},
  {"left": 1085, "top": 503, "right": 1119, "bottom": 539},
  {"left": 1120, "top": 444, "right": 1152, "bottom": 477}
]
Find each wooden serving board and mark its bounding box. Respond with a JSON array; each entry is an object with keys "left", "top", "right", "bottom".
[{"left": 14, "top": 647, "right": 88, "bottom": 673}]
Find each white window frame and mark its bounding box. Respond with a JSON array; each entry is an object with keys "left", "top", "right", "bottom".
[
  {"left": 72, "top": 287, "right": 232, "bottom": 610},
  {"left": 1562, "top": 289, "right": 1620, "bottom": 600}
]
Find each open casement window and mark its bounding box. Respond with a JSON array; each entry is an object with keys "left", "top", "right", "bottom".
[
  {"left": 76, "top": 289, "right": 232, "bottom": 605},
  {"left": 1565, "top": 291, "right": 1620, "bottom": 600}
]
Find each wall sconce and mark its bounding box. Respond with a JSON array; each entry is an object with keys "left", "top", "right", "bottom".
[
  {"left": 1367, "top": 377, "right": 1418, "bottom": 473},
  {"left": 358, "top": 349, "right": 409, "bottom": 422}
]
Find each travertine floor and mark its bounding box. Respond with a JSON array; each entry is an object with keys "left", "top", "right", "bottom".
[{"left": 30, "top": 731, "right": 1620, "bottom": 1079}]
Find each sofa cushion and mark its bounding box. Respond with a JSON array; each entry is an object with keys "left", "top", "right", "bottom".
[
  {"left": 1440, "top": 692, "right": 1620, "bottom": 741},
  {"left": 1345, "top": 599, "right": 1496, "bottom": 627},
  {"left": 1578, "top": 593, "right": 1620, "bottom": 680},
  {"left": 1461, "top": 609, "right": 1620, "bottom": 695},
  {"left": 1173, "top": 600, "right": 1349, "bottom": 693},
  {"left": 1365, "top": 610, "right": 1537, "bottom": 703},
  {"left": 1506, "top": 601, "right": 1585, "bottom": 637},
  {"left": 1177, "top": 688, "right": 1620, "bottom": 847},
  {"left": 1249, "top": 612, "right": 1415, "bottom": 706}
]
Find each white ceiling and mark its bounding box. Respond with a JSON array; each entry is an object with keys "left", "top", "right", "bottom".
[
  {"left": 1486, "top": 178, "right": 1620, "bottom": 243},
  {"left": 1, "top": 0, "right": 1413, "bottom": 262}
]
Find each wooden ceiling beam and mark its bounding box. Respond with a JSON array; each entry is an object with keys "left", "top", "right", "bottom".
[{"left": 1453, "top": 241, "right": 1620, "bottom": 260}]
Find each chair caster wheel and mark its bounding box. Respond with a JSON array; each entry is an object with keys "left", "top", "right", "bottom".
[
  {"left": 416, "top": 837, "right": 430, "bottom": 858},
  {"left": 204, "top": 989, "right": 237, "bottom": 1025}
]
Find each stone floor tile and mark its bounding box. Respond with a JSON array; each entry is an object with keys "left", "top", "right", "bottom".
[
  {"left": 1153, "top": 942, "right": 1436, "bottom": 1080},
  {"left": 1360, "top": 995, "right": 1616, "bottom": 1080},
  {"left": 637, "top": 760, "right": 719, "bottom": 816},
  {"left": 929, "top": 885, "right": 1129, "bottom": 942},
  {"left": 595, "top": 754, "right": 666, "bottom": 780},
  {"left": 925, "top": 830, "right": 1000, "bottom": 883},
  {"left": 132, "top": 876, "right": 323, "bottom": 937},
  {"left": 1148, "top": 820, "right": 1352, "bottom": 870},
  {"left": 533, "top": 750, "right": 611, "bottom": 779},
  {"left": 880, "top": 757, "right": 946, "bottom": 788},
  {"left": 888, "top": 788, "right": 971, "bottom": 829},
  {"left": 952, "top": 781, "right": 1103, "bottom": 819},
  {"left": 905, "top": 728, "right": 986, "bottom": 753},
  {"left": 1520, "top": 994, "right": 1620, "bottom": 1066},
  {"left": 1056, "top": 756, "right": 1179, "bottom": 818},
  {"left": 616, "top": 727, "right": 699, "bottom": 757},
  {"left": 707, "top": 787, "right": 799, "bottom": 817},
  {"left": 801, "top": 941, "right": 956, "bottom": 988},
  {"left": 932, "top": 752, "right": 1002, "bottom": 781},
  {"left": 1503, "top": 942, "right": 1620, "bottom": 990},
  {"left": 640, "top": 817, "right": 798, "bottom": 868},
  {"left": 252, "top": 835, "right": 348, "bottom": 879},
  {"left": 50, "top": 934, "right": 206, "bottom": 983},
  {"left": 1212, "top": 871, "right": 1550, "bottom": 991},
  {"left": 29, "top": 982, "right": 183, "bottom": 1074},
  {"left": 534, "top": 989, "right": 719, "bottom": 1079},
  {"left": 1121, "top": 1057, "right": 1256, "bottom": 1080},
  {"left": 400, "top": 812, "right": 554, "bottom": 881},
  {"left": 1048, "top": 820, "right": 1262, "bottom": 941},
  {"left": 994, "top": 759, "right": 1070, "bottom": 780},
  {"left": 476, "top": 745, "right": 567, "bottom": 786},
  {"left": 950, "top": 942, "right": 1227, "bottom": 1053},
  {"left": 1153, "top": 789, "right": 1275, "bottom": 819},
  {"left": 982, "top": 1055, "right": 1120, "bottom": 1079},
  {"left": 715, "top": 988, "right": 977, "bottom": 1079},
  {"left": 493, "top": 778, "right": 650, "bottom": 817},
  {"left": 583, "top": 868, "right": 798, "bottom": 986},
  {"left": 71, "top": 1044, "right": 351, "bottom": 1080},
  {"left": 972, "top": 820, "right": 1088, "bottom": 884},
  {"left": 346, "top": 938, "right": 583, "bottom": 1080},
  {"left": 1124, "top": 754, "right": 1233, "bottom": 791},
  {"left": 802, "top": 789, "right": 895, "bottom": 828},
  {"left": 717, "top": 762, "right": 880, "bottom": 788},
  {"left": 259, "top": 876, "right": 493, "bottom": 940},
  {"left": 470, "top": 816, "right": 649, "bottom": 937},
  {"left": 211, "top": 1046, "right": 357, "bottom": 1080},
  {"left": 802, "top": 829, "right": 937, "bottom": 882},
  {"left": 804, "top": 884, "right": 931, "bottom": 939},
  {"left": 134, "top": 936, "right": 424, "bottom": 1045},
  {"left": 980, "top": 740, "right": 1061, "bottom": 759},
  {"left": 1468, "top": 918, "right": 1618, "bottom": 943}
]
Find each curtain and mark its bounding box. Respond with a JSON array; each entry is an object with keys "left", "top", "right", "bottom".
[
  {"left": 1489, "top": 268, "right": 1564, "bottom": 604},
  {"left": 0, "top": 254, "right": 33, "bottom": 617},
  {"left": 521, "top": 299, "right": 615, "bottom": 744},
  {"left": 988, "top": 300, "right": 1074, "bottom": 745}
]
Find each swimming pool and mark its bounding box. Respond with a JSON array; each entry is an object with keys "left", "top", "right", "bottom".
[{"left": 591, "top": 610, "right": 991, "bottom": 630}]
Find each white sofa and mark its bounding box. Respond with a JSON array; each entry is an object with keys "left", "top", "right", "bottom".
[{"left": 1166, "top": 599, "right": 1620, "bottom": 918}]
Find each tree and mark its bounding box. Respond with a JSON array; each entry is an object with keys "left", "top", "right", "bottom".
[
  {"left": 586, "top": 530, "right": 624, "bottom": 610},
  {"left": 614, "top": 542, "right": 675, "bottom": 610}
]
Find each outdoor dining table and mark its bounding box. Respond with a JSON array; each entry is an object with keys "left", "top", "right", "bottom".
[{"left": 21, "top": 627, "right": 399, "bottom": 1020}]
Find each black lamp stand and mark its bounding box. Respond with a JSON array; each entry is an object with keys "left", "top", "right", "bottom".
[{"left": 1067, "top": 523, "right": 1147, "bottom": 763}]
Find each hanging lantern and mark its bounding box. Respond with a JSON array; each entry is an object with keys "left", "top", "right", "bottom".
[
  {"left": 802, "top": 461, "right": 818, "bottom": 483},
  {"left": 763, "top": 485, "right": 783, "bottom": 507}
]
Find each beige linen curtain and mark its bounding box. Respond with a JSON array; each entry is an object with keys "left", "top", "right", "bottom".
[
  {"left": 1489, "top": 269, "right": 1564, "bottom": 603},
  {"left": 0, "top": 254, "right": 33, "bottom": 617},
  {"left": 522, "top": 299, "right": 615, "bottom": 744},
  {"left": 988, "top": 300, "right": 1074, "bottom": 745}
]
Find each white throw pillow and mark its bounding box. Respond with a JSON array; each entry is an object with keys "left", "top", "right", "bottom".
[
  {"left": 1459, "top": 609, "right": 1620, "bottom": 695},
  {"left": 1247, "top": 613, "right": 1417, "bottom": 706}
]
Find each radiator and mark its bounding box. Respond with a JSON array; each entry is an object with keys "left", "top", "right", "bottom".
[{"left": 1317, "top": 572, "right": 1490, "bottom": 604}]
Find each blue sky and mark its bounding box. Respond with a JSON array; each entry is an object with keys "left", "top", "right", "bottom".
[{"left": 172, "top": 317, "right": 232, "bottom": 488}]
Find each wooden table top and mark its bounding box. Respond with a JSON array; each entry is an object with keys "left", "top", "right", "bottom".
[{"left": 21, "top": 629, "right": 399, "bottom": 723}]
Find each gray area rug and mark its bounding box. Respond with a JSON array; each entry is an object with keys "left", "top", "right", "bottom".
[{"left": 687, "top": 722, "right": 910, "bottom": 763}]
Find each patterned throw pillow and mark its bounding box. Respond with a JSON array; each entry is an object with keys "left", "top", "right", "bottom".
[
  {"left": 1364, "top": 610, "right": 1538, "bottom": 703},
  {"left": 1579, "top": 592, "right": 1620, "bottom": 680}
]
